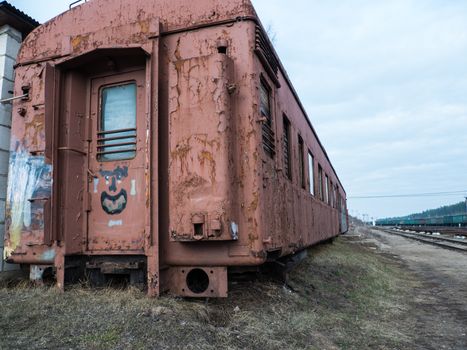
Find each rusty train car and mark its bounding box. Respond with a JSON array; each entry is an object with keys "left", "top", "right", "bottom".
[{"left": 3, "top": 0, "right": 347, "bottom": 297}]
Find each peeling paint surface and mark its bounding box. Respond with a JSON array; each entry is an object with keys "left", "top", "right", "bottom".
[
  {"left": 4, "top": 151, "right": 52, "bottom": 259},
  {"left": 108, "top": 220, "right": 123, "bottom": 227},
  {"left": 93, "top": 178, "right": 99, "bottom": 193},
  {"left": 168, "top": 53, "right": 236, "bottom": 242},
  {"left": 130, "top": 179, "right": 137, "bottom": 196},
  {"left": 230, "top": 222, "right": 239, "bottom": 240},
  {"left": 41, "top": 249, "right": 56, "bottom": 261}
]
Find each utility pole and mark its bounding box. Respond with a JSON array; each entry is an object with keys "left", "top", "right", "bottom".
[{"left": 465, "top": 197, "right": 467, "bottom": 213}]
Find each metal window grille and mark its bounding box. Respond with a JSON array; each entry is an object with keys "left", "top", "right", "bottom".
[
  {"left": 260, "top": 80, "right": 275, "bottom": 157},
  {"left": 318, "top": 165, "right": 323, "bottom": 201},
  {"left": 255, "top": 25, "right": 279, "bottom": 76},
  {"left": 298, "top": 136, "right": 305, "bottom": 189},
  {"left": 283, "top": 116, "right": 291, "bottom": 179}
]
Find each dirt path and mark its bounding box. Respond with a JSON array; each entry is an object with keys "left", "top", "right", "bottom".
[{"left": 350, "top": 226, "right": 467, "bottom": 350}]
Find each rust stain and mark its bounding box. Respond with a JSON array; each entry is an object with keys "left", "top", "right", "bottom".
[
  {"left": 173, "top": 174, "right": 207, "bottom": 204},
  {"left": 248, "top": 233, "right": 259, "bottom": 243},
  {"left": 24, "top": 116, "right": 45, "bottom": 150},
  {"left": 174, "top": 37, "right": 182, "bottom": 61},
  {"left": 170, "top": 139, "right": 192, "bottom": 174},
  {"left": 71, "top": 34, "right": 90, "bottom": 51},
  {"left": 248, "top": 191, "right": 259, "bottom": 212},
  {"left": 198, "top": 150, "right": 216, "bottom": 184},
  {"left": 193, "top": 134, "right": 221, "bottom": 151},
  {"left": 138, "top": 20, "right": 150, "bottom": 34}
]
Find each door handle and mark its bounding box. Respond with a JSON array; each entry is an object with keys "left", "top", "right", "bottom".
[
  {"left": 58, "top": 147, "right": 86, "bottom": 156},
  {"left": 28, "top": 197, "right": 49, "bottom": 202},
  {"left": 87, "top": 169, "right": 98, "bottom": 179}
]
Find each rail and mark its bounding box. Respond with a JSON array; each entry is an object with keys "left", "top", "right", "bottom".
[
  {"left": 399, "top": 226, "right": 467, "bottom": 236},
  {"left": 377, "top": 227, "right": 467, "bottom": 253}
]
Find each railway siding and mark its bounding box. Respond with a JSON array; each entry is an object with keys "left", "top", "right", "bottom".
[{"left": 377, "top": 227, "right": 467, "bottom": 252}]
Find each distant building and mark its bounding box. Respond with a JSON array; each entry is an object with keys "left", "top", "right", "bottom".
[{"left": 0, "top": 1, "right": 39, "bottom": 271}]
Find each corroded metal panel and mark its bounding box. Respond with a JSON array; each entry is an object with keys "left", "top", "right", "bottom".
[
  {"left": 168, "top": 53, "right": 237, "bottom": 242},
  {"left": 4, "top": 62, "right": 52, "bottom": 261},
  {"left": 87, "top": 70, "right": 147, "bottom": 252},
  {"left": 160, "top": 22, "right": 266, "bottom": 269}
]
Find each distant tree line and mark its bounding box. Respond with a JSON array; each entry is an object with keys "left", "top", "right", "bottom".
[{"left": 385, "top": 201, "right": 466, "bottom": 220}]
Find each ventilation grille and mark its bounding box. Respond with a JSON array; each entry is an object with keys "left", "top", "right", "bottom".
[
  {"left": 260, "top": 80, "right": 275, "bottom": 158},
  {"left": 255, "top": 26, "right": 280, "bottom": 77},
  {"left": 262, "top": 123, "right": 275, "bottom": 158},
  {"left": 97, "top": 128, "right": 137, "bottom": 160},
  {"left": 283, "top": 117, "right": 291, "bottom": 178}
]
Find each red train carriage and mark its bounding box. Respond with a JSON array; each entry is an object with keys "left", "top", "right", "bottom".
[{"left": 3, "top": 0, "right": 348, "bottom": 297}]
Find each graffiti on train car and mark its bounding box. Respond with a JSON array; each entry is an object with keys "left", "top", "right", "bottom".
[
  {"left": 4, "top": 148, "right": 52, "bottom": 259},
  {"left": 99, "top": 166, "right": 129, "bottom": 215}
]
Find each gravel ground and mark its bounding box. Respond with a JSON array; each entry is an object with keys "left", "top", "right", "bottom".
[{"left": 350, "top": 225, "right": 467, "bottom": 350}]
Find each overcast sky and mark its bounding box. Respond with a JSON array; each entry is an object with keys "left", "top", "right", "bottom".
[{"left": 10, "top": 0, "right": 467, "bottom": 220}]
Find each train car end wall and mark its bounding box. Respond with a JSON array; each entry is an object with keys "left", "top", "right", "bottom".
[{"left": 0, "top": 1, "right": 39, "bottom": 271}]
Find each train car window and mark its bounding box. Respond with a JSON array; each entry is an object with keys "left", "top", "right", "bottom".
[
  {"left": 334, "top": 185, "right": 338, "bottom": 208},
  {"left": 99, "top": 82, "right": 137, "bottom": 161},
  {"left": 340, "top": 195, "right": 342, "bottom": 211},
  {"left": 337, "top": 188, "right": 341, "bottom": 211},
  {"left": 308, "top": 151, "right": 314, "bottom": 195},
  {"left": 331, "top": 184, "right": 335, "bottom": 208},
  {"left": 298, "top": 136, "right": 305, "bottom": 189},
  {"left": 318, "top": 165, "right": 323, "bottom": 201},
  {"left": 260, "top": 79, "right": 275, "bottom": 158},
  {"left": 325, "top": 175, "right": 330, "bottom": 204},
  {"left": 283, "top": 116, "right": 291, "bottom": 179}
]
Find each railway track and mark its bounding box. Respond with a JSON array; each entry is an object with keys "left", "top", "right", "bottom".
[
  {"left": 399, "top": 226, "right": 467, "bottom": 236},
  {"left": 377, "top": 228, "right": 467, "bottom": 253}
]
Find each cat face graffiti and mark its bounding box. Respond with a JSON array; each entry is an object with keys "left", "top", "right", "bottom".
[{"left": 99, "top": 166, "right": 128, "bottom": 215}]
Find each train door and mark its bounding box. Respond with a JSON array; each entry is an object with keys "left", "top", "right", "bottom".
[{"left": 87, "top": 70, "right": 147, "bottom": 252}]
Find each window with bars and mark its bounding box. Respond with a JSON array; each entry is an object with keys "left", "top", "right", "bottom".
[
  {"left": 260, "top": 79, "right": 275, "bottom": 158},
  {"left": 318, "top": 165, "right": 323, "bottom": 201},
  {"left": 308, "top": 151, "right": 314, "bottom": 195},
  {"left": 298, "top": 136, "right": 305, "bottom": 189},
  {"left": 325, "top": 175, "right": 330, "bottom": 204},
  {"left": 337, "top": 187, "right": 341, "bottom": 211},
  {"left": 330, "top": 181, "right": 334, "bottom": 207},
  {"left": 98, "top": 83, "right": 137, "bottom": 161},
  {"left": 334, "top": 185, "right": 338, "bottom": 208},
  {"left": 283, "top": 116, "right": 291, "bottom": 179}
]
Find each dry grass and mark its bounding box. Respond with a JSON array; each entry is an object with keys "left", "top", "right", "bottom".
[{"left": 0, "top": 236, "right": 415, "bottom": 349}]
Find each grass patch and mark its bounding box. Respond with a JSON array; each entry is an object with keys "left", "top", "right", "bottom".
[
  {"left": 0, "top": 236, "right": 415, "bottom": 349},
  {"left": 287, "top": 240, "right": 411, "bottom": 348}
]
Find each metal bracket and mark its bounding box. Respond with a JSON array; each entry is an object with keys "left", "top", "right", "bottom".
[
  {"left": 28, "top": 197, "right": 49, "bottom": 203},
  {"left": 0, "top": 94, "right": 29, "bottom": 104},
  {"left": 69, "top": 0, "right": 87, "bottom": 9},
  {"left": 57, "top": 147, "right": 86, "bottom": 156},
  {"left": 87, "top": 168, "right": 98, "bottom": 178}
]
